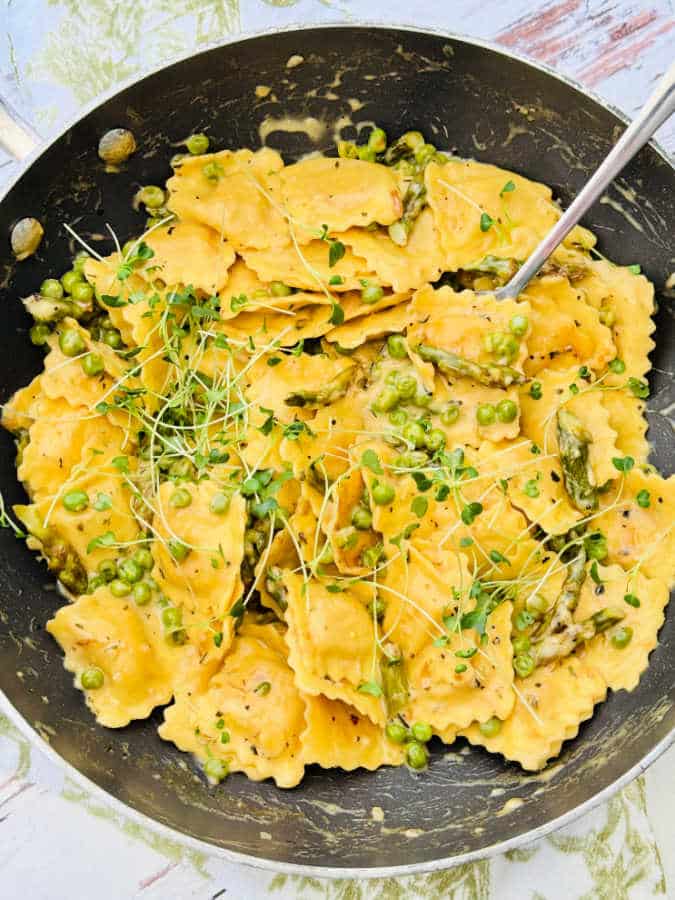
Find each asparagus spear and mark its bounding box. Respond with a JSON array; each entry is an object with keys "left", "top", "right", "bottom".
[
  {"left": 15, "top": 504, "right": 88, "bottom": 595},
  {"left": 533, "top": 606, "right": 625, "bottom": 665},
  {"left": 557, "top": 409, "right": 598, "bottom": 511},
  {"left": 381, "top": 643, "right": 409, "bottom": 716},
  {"left": 417, "top": 343, "right": 526, "bottom": 388},
  {"left": 285, "top": 366, "right": 354, "bottom": 408},
  {"left": 462, "top": 255, "right": 520, "bottom": 284},
  {"left": 388, "top": 176, "right": 427, "bottom": 246}
]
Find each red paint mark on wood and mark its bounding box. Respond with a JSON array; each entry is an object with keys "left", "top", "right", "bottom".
[
  {"left": 610, "top": 10, "right": 659, "bottom": 42},
  {"left": 498, "top": 0, "right": 583, "bottom": 48},
  {"left": 580, "top": 19, "right": 675, "bottom": 86},
  {"left": 138, "top": 861, "right": 179, "bottom": 891}
]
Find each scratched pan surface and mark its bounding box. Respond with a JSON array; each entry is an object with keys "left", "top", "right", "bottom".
[{"left": 0, "top": 26, "right": 673, "bottom": 877}]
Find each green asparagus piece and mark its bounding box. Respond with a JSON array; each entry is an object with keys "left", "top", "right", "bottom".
[
  {"left": 417, "top": 343, "right": 526, "bottom": 388},
  {"left": 533, "top": 605, "right": 625, "bottom": 665},
  {"left": 381, "top": 652, "right": 409, "bottom": 717},
  {"left": 557, "top": 409, "right": 598, "bottom": 511},
  {"left": 15, "top": 504, "right": 88, "bottom": 595},
  {"left": 388, "top": 176, "right": 427, "bottom": 246},
  {"left": 383, "top": 131, "right": 425, "bottom": 165},
  {"left": 285, "top": 366, "right": 354, "bottom": 408},
  {"left": 462, "top": 255, "right": 520, "bottom": 284}
]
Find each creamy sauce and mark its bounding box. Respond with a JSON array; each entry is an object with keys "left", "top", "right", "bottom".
[
  {"left": 255, "top": 85, "right": 272, "bottom": 99},
  {"left": 370, "top": 805, "right": 384, "bottom": 823},
  {"left": 286, "top": 54, "right": 304, "bottom": 69},
  {"left": 497, "top": 797, "right": 525, "bottom": 816},
  {"left": 259, "top": 115, "right": 327, "bottom": 146}
]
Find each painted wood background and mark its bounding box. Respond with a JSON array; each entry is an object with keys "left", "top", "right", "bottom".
[{"left": 0, "top": 1, "right": 673, "bottom": 898}]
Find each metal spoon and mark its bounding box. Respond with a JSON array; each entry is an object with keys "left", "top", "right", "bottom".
[{"left": 485, "top": 62, "right": 675, "bottom": 301}]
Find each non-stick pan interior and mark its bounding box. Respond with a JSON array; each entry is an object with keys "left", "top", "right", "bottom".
[{"left": 0, "top": 27, "right": 673, "bottom": 873}]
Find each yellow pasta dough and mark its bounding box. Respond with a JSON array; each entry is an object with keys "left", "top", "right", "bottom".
[{"left": 4, "top": 128, "right": 670, "bottom": 789}]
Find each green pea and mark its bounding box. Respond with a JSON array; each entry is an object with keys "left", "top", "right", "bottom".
[
  {"left": 81, "top": 353, "right": 104, "bottom": 376},
  {"left": 496, "top": 399, "right": 518, "bottom": 423},
  {"left": 394, "top": 450, "right": 429, "bottom": 469},
  {"left": 476, "top": 403, "right": 496, "bottom": 426},
  {"left": 61, "top": 270, "right": 83, "bottom": 294},
  {"left": 513, "top": 653, "right": 535, "bottom": 678},
  {"left": 414, "top": 389, "right": 432, "bottom": 407},
  {"left": 512, "top": 635, "right": 531, "bottom": 654},
  {"left": 636, "top": 489, "right": 650, "bottom": 509},
  {"left": 97, "top": 559, "right": 117, "bottom": 582},
  {"left": 169, "top": 540, "right": 190, "bottom": 562},
  {"left": 72, "top": 251, "right": 90, "bottom": 274},
  {"left": 30, "top": 323, "right": 51, "bottom": 346},
  {"left": 478, "top": 717, "right": 502, "bottom": 739},
  {"left": 62, "top": 489, "right": 89, "bottom": 513},
  {"left": 611, "top": 626, "right": 633, "bottom": 649},
  {"left": 402, "top": 422, "right": 426, "bottom": 448},
  {"left": 367, "top": 127, "right": 387, "bottom": 153},
  {"left": 609, "top": 358, "right": 626, "bottom": 374},
  {"left": 440, "top": 403, "right": 460, "bottom": 427},
  {"left": 102, "top": 329, "right": 123, "bottom": 349},
  {"left": 411, "top": 721, "right": 433, "bottom": 743},
  {"left": 133, "top": 548, "right": 154, "bottom": 571},
  {"left": 87, "top": 575, "right": 106, "bottom": 593},
  {"left": 70, "top": 281, "right": 94, "bottom": 304},
  {"left": 351, "top": 506, "right": 373, "bottom": 530},
  {"left": 385, "top": 721, "right": 408, "bottom": 744},
  {"left": 170, "top": 487, "right": 192, "bottom": 508},
  {"left": 424, "top": 428, "right": 446, "bottom": 452},
  {"left": 387, "top": 334, "right": 407, "bottom": 359},
  {"left": 509, "top": 314, "right": 529, "bottom": 337},
  {"left": 599, "top": 306, "right": 615, "bottom": 327},
  {"left": 361, "top": 284, "right": 384, "bottom": 304},
  {"left": 59, "top": 328, "right": 86, "bottom": 357},
  {"left": 406, "top": 741, "right": 429, "bottom": 770},
  {"left": 373, "top": 387, "right": 400, "bottom": 413},
  {"left": 357, "top": 145, "right": 376, "bottom": 162},
  {"left": 81, "top": 667, "right": 104, "bottom": 690},
  {"left": 162, "top": 606, "right": 183, "bottom": 630},
  {"left": 515, "top": 609, "right": 535, "bottom": 631},
  {"left": 132, "top": 582, "right": 152, "bottom": 606},
  {"left": 138, "top": 185, "right": 165, "bottom": 209},
  {"left": 270, "top": 280, "right": 292, "bottom": 297},
  {"left": 585, "top": 532, "right": 608, "bottom": 561},
  {"left": 388, "top": 408, "right": 408, "bottom": 427},
  {"left": 210, "top": 492, "right": 231, "bottom": 515},
  {"left": 203, "top": 757, "right": 228, "bottom": 783},
  {"left": 117, "top": 558, "right": 144, "bottom": 584},
  {"left": 526, "top": 594, "right": 548, "bottom": 618},
  {"left": 394, "top": 373, "right": 417, "bottom": 400},
  {"left": 110, "top": 579, "right": 130, "bottom": 598},
  {"left": 186, "top": 133, "right": 210, "bottom": 155},
  {"left": 384, "top": 370, "right": 400, "bottom": 386},
  {"left": 372, "top": 481, "right": 395, "bottom": 505},
  {"left": 40, "top": 278, "right": 64, "bottom": 300},
  {"left": 169, "top": 458, "right": 194, "bottom": 480}
]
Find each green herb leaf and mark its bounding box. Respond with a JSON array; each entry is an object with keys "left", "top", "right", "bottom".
[
  {"left": 357, "top": 680, "right": 383, "bottom": 697},
  {"left": 93, "top": 492, "right": 112, "bottom": 511},
  {"left": 624, "top": 593, "right": 641, "bottom": 608},
  {"left": 636, "top": 489, "right": 650, "bottom": 508},
  {"left": 612, "top": 455, "right": 634, "bottom": 473},
  {"left": 627, "top": 377, "right": 649, "bottom": 399},
  {"left": 479, "top": 212, "right": 494, "bottom": 232},
  {"left": 627, "top": 264, "right": 641, "bottom": 275},
  {"left": 328, "top": 239, "right": 346, "bottom": 268},
  {"left": 112, "top": 456, "right": 129, "bottom": 473},
  {"left": 329, "top": 300, "right": 345, "bottom": 325},
  {"left": 411, "top": 496, "right": 428, "bottom": 518},
  {"left": 86, "top": 530, "right": 116, "bottom": 554},
  {"left": 500, "top": 180, "right": 516, "bottom": 196},
  {"left": 590, "top": 561, "right": 604, "bottom": 585},
  {"left": 361, "top": 449, "right": 383, "bottom": 475},
  {"left": 230, "top": 293, "right": 249, "bottom": 313}
]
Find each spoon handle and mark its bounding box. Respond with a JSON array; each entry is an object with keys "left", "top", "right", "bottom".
[{"left": 500, "top": 61, "right": 675, "bottom": 300}]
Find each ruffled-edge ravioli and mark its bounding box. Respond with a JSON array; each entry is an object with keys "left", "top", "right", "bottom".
[
  {"left": 461, "top": 654, "right": 607, "bottom": 771},
  {"left": 325, "top": 467, "right": 380, "bottom": 575},
  {"left": 166, "top": 147, "right": 289, "bottom": 251},
  {"left": 342, "top": 208, "right": 443, "bottom": 292},
  {"left": 47, "top": 585, "right": 174, "bottom": 727},
  {"left": 575, "top": 564, "right": 669, "bottom": 692},
  {"left": 425, "top": 157, "right": 567, "bottom": 271},
  {"left": 577, "top": 259, "right": 655, "bottom": 381},
  {"left": 18, "top": 396, "right": 129, "bottom": 502},
  {"left": 275, "top": 156, "right": 403, "bottom": 243},
  {"left": 594, "top": 469, "right": 675, "bottom": 587},
  {"left": 138, "top": 220, "right": 236, "bottom": 295},
  {"left": 325, "top": 302, "right": 414, "bottom": 350},
  {"left": 601, "top": 390, "right": 649, "bottom": 464},
  {"left": 521, "top": 275, "right": 615, "bottom": 376},
  {"left": 282, "top": 570, "right": 386, "bottom": 725},
  {"left": 159, "top": 621, "right": 306, "bottom": 787},
  {"left": 405, "top": 601, "right": 515, "bottom": 734},
  {"left": 518, "top": 365, "right": 620, "bottom": 486},
  {"left": 241, "top": 241, "right": 376, "bottom": 293},
  {"left": 301, "top": 694, "right": 405, "bottom": 771}
]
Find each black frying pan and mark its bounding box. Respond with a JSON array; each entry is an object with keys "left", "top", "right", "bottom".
[{"left": 0, "top": 25, "right": 673, "bottom": 877}]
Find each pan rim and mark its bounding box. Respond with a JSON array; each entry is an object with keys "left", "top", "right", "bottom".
[{"left": 1, "top": 20, "right": 673, "bottom": 880}]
